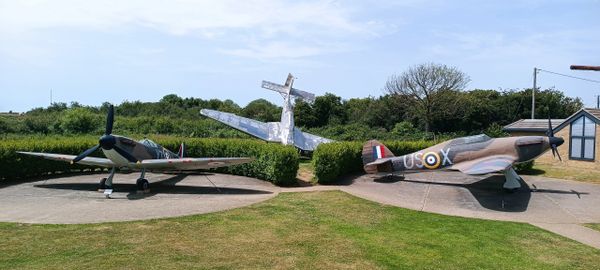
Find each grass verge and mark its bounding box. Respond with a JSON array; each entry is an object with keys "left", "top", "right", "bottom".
[
  {"left": 585, "top": 224, "right": 600, "bottom": 233},
  {"left": 1, "top": 191, "right": 599, "bottom": 269},
  {"left": 523, "top": 163, "right": 600, "bottom": 184}
]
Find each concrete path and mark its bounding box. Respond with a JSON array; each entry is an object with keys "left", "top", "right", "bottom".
[{"left": 0, "top": 172, "right": 278, "bottom": 224}]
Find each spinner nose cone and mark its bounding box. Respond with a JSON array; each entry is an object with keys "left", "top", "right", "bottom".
[
  {"left": 99, "top": 135, "right": 116, "bottom": 150},
  {"left": 549, "top": 136, "right": 564, "bottom": 147}
]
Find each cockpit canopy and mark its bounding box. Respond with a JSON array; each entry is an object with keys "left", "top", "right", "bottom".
[
  {"left": 139, "top": 138, "right": 160, "bottom": 149},
  {"left": 449, "top": 134, "right": 492, "bottom": 146}
]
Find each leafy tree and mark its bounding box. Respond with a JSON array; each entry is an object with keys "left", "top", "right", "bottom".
[
  {"left": 313, "top": 93, "right": 347, "bottom": 126},
  {"left": 385, "top": 63, "right": 470, "bottom": 132},
  {"left": 242, "top": 99, "right": 281, "bottom": 122}
]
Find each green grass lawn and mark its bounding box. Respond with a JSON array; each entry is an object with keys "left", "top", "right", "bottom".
[
  {"left": 1, "top": 191, "right": 599, "bottom": 269},
  {"left": 297, "top": 159, "right": 315, "bottom": 183},
  {"left": 523, "top": 163, "right": 600, "bottom": 184},
  {"left": 586, "top": 224, "right": 600, "bottom": 233}
]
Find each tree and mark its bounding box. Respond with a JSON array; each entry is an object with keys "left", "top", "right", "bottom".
[
  {"left": 313, "top": 93, "right": 347, "bottom": 126},
  {"left": 385, "top": 63, "right": 470, "bottom": 132},
  {"left": 242, "top": 99, "right": 281, "bottom": 122}
]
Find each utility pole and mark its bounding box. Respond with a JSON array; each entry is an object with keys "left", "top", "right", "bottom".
[
  {"left": 50, "top": 89, "right": 53, "bottom": 105},
  {"left": 532, "top": 68, "right": 538, "bottom": 119}
]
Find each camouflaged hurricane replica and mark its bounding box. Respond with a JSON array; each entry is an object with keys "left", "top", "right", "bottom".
[
  {"left": 362, "top": 119, "right": 564, "bottom": 190},
  {"left": 18, "top": 105, "right": 253, "bottom": 198}
]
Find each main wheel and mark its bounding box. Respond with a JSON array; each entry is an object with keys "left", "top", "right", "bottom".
[
  {"left": 136, "top": 178, "right": 150, "bottom": 193},
  {"left": 98, "top": 178, "right": 107, "bottom": 191}
]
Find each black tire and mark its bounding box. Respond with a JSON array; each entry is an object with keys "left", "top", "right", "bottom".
[
  {"left": 99, "top": 178, "right": 107, "bottom": 190},
  {"left": 137, "top": 178, "right": 150, "bottom": 191}
]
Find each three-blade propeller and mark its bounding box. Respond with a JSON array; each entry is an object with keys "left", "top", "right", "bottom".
[
  {"left": 71, "top": 105, "right": 138, "bottom": 164},
  {"left": 547, "top": 116, "right": 563, "bottom": 161}
]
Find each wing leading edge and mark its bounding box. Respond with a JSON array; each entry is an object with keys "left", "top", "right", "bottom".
[
  {"left": 200, "top": 109, "right": 280, "bottom": 142},
  {"left": 449, "top": 155, "right": 516, "bottom": 175},
  {"left": 17, "top": 151, "right": 116, "bottom": 167},
  {"left": 17, "top": 152, "right": 253, "bottom": 171}
]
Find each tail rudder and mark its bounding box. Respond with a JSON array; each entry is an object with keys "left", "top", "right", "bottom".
[
  {"left": 362, "top": 140, "right": 395, "bottom": 174},
  {"left": 177, "top": 142, "right": 185, "bottom": 158}
]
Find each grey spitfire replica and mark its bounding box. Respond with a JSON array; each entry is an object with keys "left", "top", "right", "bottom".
[
  {"left": 362, "top": 119, "right": 564, "bottom": 190},
  {"left": 201, "top": 74, "right": 333, "bottom": 151},
  {"left": 18, "top": 105, "right": 253, "bottom": 197}
]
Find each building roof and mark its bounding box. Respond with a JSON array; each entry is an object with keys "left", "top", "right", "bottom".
[
  {"left": 553, "top": 108, "right": 600, "bottom": 132},
  {"left": 585, "top": 108, "right": 600, "bottom": 120},
  {"left": 503, "top": 119, "right": 564, "bottom": 133},
  {"left": 504, "top": 108, "right": 600, "bottom": 133}
]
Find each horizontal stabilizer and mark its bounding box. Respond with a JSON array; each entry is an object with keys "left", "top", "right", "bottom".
[
  {"left": 261, "top": 80, "right": 316, "bottom": 102},
  {"left": 200, "top": 109, "right": 281, "bottom": 142}
]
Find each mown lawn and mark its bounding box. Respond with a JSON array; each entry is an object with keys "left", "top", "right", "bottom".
[
  {"left": 1, "top": 191, "right": 599, "bottom": 269},
  {"left": 586, "top": 224, "right": 600, "bottom": 233},
  {"left": 525, "top": 163, "right": 600, "bottom": 184}
]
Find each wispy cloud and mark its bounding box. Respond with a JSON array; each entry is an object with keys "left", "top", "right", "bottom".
[{"left": 0, "top": 0, "right": 391, "bottom": 60}]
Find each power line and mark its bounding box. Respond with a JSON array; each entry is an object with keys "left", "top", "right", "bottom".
[{"left": 537, "top": 68, "right": 600, "bottom": 84}]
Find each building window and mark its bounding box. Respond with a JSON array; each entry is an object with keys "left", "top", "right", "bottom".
[{"left": 570, "top": 116, "right": 596, "bottom": 161}]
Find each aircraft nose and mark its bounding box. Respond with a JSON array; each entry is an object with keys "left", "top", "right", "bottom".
[
  {"left": 99, "top": 135, "right": 116, "bottom": 150},
  {"left": 549, "top": 136, "right": 564, "bottom": 147}
]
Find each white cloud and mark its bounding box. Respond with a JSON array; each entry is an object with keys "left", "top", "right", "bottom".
[{"left": 0, "top": 0, "right": 390, "bottom": 60}]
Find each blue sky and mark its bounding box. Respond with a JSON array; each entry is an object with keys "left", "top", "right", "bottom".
[{"left": 1, "top": 0, "right": 599, "bottom": 112}]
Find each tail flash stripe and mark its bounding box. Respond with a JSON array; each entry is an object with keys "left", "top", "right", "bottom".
[{"left": 373, "top": 145, "right": 385, "bottom": 159}]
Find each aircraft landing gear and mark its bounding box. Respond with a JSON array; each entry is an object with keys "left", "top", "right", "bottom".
[
  {"left": 136, "top": 168, "right": 150, "bottom": 194},
  {"left": 101, "top": 167, "right": 116, "bottom": 199},
  {"left": 503, "top": 167, "right": 522, "bottom": 192}
]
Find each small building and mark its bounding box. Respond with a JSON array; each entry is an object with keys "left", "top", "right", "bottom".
[{"left": 504, "top": 108, "right": 600, "bottom": 169}]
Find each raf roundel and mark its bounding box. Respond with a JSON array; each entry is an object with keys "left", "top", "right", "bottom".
[{"left": 423, "top": 152, "right": 441, "bottom": 169}]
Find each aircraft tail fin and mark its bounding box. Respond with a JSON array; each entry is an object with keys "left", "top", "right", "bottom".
[
  {"left": 362, "top": 140, "right": 395, "bottom": 174},
  {"left": 177, "top": 142, "right": 185, "bottom": 158}
]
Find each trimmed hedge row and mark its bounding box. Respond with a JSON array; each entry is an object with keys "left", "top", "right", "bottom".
[
  {"left": 0, "top": 136, "right": 299, "bottom": 186},
  {"left": 312, "top": 141, "right": 435, "bottom": 184}
]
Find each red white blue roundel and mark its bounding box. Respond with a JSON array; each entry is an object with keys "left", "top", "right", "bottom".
[{"left": 423, "top": 152, "right": 441, "bottom": 169}]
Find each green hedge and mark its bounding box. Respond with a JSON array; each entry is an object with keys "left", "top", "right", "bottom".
[
  {"left": 312, "top": 141, "right": 435, "bottom": 184},
  {"left": 0, "top": 136, "right": 299, "bottom": 186}
]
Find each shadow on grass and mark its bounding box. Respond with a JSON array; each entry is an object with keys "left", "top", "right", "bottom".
[{"left": 518, "top": 168, "right": 547, "bottom": 176}]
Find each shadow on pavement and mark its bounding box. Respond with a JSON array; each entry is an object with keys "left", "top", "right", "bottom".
[
  {"left": 364, "top": 174, "right": 588, "bottom": 212},
  {"left": 34, "top": 173, "right": 272, "bottom": 200}
]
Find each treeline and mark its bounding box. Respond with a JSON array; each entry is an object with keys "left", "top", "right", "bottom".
[{"left": 0, "top": 88, "right": 582, "bottom": 140}]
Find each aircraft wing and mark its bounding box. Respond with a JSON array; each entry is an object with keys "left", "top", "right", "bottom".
[
  {"left": 134, "top": 157, "right": 254, "bottom": 170},
  {"left": 292, "top": 128, "right": 334, "bottom": 151},
  {"left": 449, "top": 155, "right": 516, "bottom": 175},
  {"left": 200, "top": 109, "right": 281, "bottom": 142},
  {"left": 17, "top": 151, "right": 115, "bottom": 167}
]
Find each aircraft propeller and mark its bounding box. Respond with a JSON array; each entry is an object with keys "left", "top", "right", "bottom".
[
  {"left": 71, "top": 105, "right": 138, "bottom": 163},
  {"left": 546, "top": 116, "right": 564, "bottom": 161}
]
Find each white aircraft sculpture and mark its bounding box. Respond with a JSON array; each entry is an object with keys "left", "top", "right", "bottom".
[{"left": 201, "top": 74, "right": 333, "bottom": 151}]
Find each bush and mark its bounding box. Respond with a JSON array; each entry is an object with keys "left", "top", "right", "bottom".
[
  {"left": 0, "top": 136, "right": 299, "bottom": 186},
  {"left": 313, "top": 140, "right": 435, "bottom": 184},
  {"left": 60, "top": 108, "right": 101, "bottom": 134}
]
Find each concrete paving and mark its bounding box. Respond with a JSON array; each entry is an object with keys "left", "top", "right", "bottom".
[{"left": 0, "top": 172, "right": 279, "bottom": 224}]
